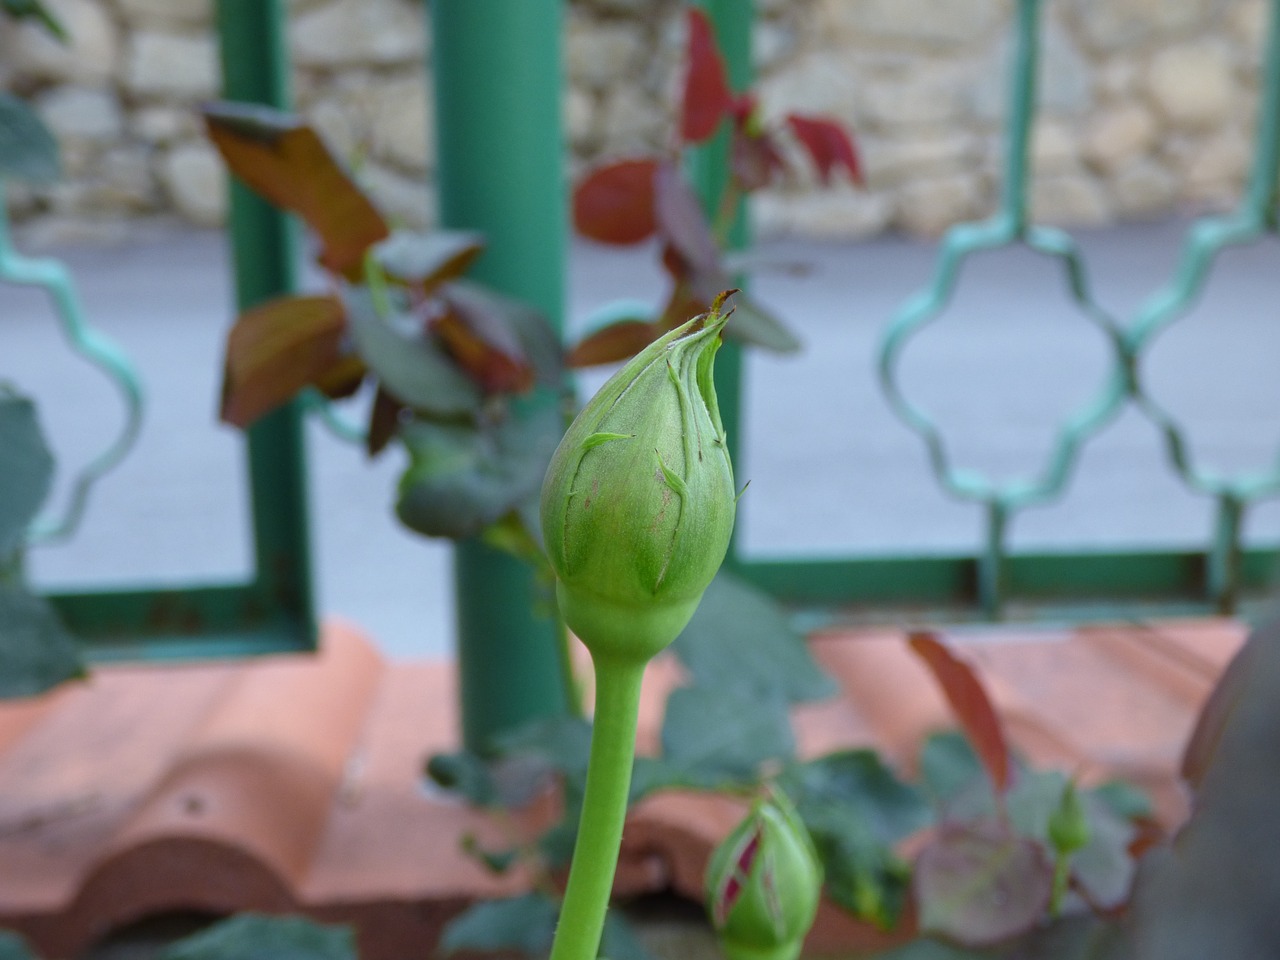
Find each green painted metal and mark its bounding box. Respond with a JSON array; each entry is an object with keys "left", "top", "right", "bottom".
[
  {"left": 431, "top": 0, "right": 570, "bottom": 751},
  {"left": 34, "top": 0, "right": 317, "bottom": 657},
  {"left": 213, "top": 0, "right": 317, "bottom": 651},
  {"left": 876, "top": 0, "right": 1129, "bottom": 617},
  {"left": 0, "top": 185, "right": 143, "bottom": 545},
  {"left": 1126, "top": 0, "right": 1280, "bottom": 613},
  {"left": 688, "top": 0, "right": 751, "bottom": 565},
  {"left": 737, "top": 548, "right": 1279, "bottom": 610}
]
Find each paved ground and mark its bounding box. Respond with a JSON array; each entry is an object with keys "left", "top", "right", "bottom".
[{"left": 3, "top": 217, "right": 1278, "bottom": 658}]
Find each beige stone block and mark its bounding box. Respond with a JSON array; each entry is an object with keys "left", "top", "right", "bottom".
[
  {"left": 860, "top": 130, "right": 980, "bottom": 187},
  {"left": 291, "top": 0, "right": 425, "bottom": 68},
  {"left": 598, "top": 86, "right": 666, "bottom": 154},
  {"left": 1145, "top": 42, "right": 1239, "bottom": 130},
  {"left": 1229, "top": 0, "right": 1268, "bottom": 47},
  {"left": 757, "top": 50, "right": 857, "bottom": 121},
  {"left": 895, "top": 173, "right": 984, "bottom": 235},
  {"left": 115, "top": 0, "right": 211, "bottom": 27},
  {"left": 356, "top": 162, "right": 432, "bottom": 229},
  {"left": 125, "top": 31, "right": 220, "bottom": 100},
  {"left": 92, "top": 146, "right": 159, "bottom": 211},
  {"left": 565, "top": 86, "right": 598, "bottom": 149},
  {"left": 859, "top": 67, "right": 970, "bottom": 128},
  {"left": 754, "top": 21, "right": 798, "bottom": 72},
  {"left": 1070, "top": 0, "right": 1215, "bottom": 53},
  {"left": 1179, "top": 130, "right": 1251, "bottom": 198},
  {"left": 367, "top": 75, "right": 433, "bottom": 172},
  {"left": 307, "top": 97, "right": 364, "bottom": 167},
  {"left": 160, "top": 141, "right": 227, "bottom": 227},
  {"left": 566, "top": 17, "right": 644, "bottom": 89},
  {"left": 1108, "top": 158, "right": 1178, "bottom": 219},
  {"left": 1095, "top": 59, "right": 1140, "bottom": 101},
  {"left": 130, "top": 106, "right": 196, "bottom": 144},
  {"left": 1032, "top": 119, "right": 1079, "bottom": 174},
  {"left": 2, "top": 0, "right": 118, "bottom": 83},
  {"left": 818, "top": 0, "right": 1005, "bottom": 47},
  {"left": 1031, "top": 169, "right": 1111, "bottom": 227},
  {"left": 1082, "top": 103, "right": 1159, "bottom": 173},
  {"left": 36, "top": 86, "right": 124, "bottom": 142},
  {"left": 751, "top": 186, "right": 894, "bottom": 240}
]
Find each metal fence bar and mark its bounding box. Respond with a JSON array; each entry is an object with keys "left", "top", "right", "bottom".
[
  {"left": 43, "top": 0, "right": 318, "bottom": 658},
  {"left": 431, "top": 0, "right": 571, "bottom": 750}
]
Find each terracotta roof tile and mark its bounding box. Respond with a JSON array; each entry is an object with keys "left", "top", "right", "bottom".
[{"left": 0, "top": 617, "right": 1246, "bottom": 958}]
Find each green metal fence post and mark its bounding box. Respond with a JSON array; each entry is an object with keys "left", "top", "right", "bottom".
[
  {"left": 215, "top": 0, "right": 317, "bottom": 647},
  {"left": 688, "top": 0, "right": 752, "bottom": 565},
  {"left": 430, "top": 0, "right": 569, "bottom": 751}
]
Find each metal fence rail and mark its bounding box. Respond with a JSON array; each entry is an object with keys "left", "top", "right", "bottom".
[
  {"left": 712, "top": 0, "right": 1280, "bottom": 621},
  {"left": 6, "top": 0, "right": 1278, "bottom": 743}
]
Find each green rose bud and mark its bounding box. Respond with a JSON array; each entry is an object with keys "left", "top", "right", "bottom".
[
  {"left": 540, "top": 295, "right": 737, "bottom": 663},
  {"left": 1048, "top": 779, "right": 1090, "bottom": 856},
  {"left": 705, "top": 790, "right": 823, "bottom": 960}
]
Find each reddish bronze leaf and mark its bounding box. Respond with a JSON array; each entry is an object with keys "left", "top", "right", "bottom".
[
  {"left": 681, "top": 8, "right": 733, "bottom": 143},
  {"left": 203, "top": 102, "right": 389, "bottom": 277},
  {"left": 366, "top": 384, "right": 407, "bottom": 457},
  {"left": 654, "top": 161, "right": 721, "bottom": 278},
  {"left": 572, "top": 159, "right": 660, "bottom": 245},
  {"left": 914, "top": 821, "right": 1053, "bottom": 947},
  {"left": 786, "top": 113, "right": 864, "bottom": 185},
  {"left": 567, "top": 320, "right": 662, "bottom": 368},
  {"left": 434, "top": 285, "right": 534, "bottom": 394},
  {"left": 374, "top": 230, "right": 486, "bottom": 295},
  {"left": 221, "top": 294, "right": 349, "bottom": 428},
  {"left": 908, "top": 632, "right": 1011, "bottom": 796},
  {"left": 312, "top": 353, "right": 367, "bottom": 399},
  {"left": 731, "top": 126, "right": 787, "bottom": 192}
]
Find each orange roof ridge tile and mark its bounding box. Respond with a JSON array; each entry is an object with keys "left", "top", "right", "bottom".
[
  {"left": 0, "top": 623, "right": 387, "bottom": 958},
  {"left": 0, "top": 618, "right": 1243, "bottom": 960}
]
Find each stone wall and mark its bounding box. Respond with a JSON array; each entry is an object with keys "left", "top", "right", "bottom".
[{"left": 0, "top": 0, "right": 1268, "bottom": 241}]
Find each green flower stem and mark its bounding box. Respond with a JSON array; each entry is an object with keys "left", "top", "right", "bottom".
[
  {"left": 548, "top": 654, "right": 646, "bottom": 960},
  {"left": 554, "top": 612, "right": 585, "bottom": 720}
]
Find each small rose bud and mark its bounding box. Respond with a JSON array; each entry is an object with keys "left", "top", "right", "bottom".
[
  {"left": 1048, "top": 780, "right": 1091, "bottom": 856},
  {"left": 540, "top": 295, "right": 737, "bottom": 663},
  {"left": 705, "top": 790, "right": 823, "bottom": 960}
]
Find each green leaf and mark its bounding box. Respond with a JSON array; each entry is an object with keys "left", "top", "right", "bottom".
[
  {"left": 395, "top": 401, "right": 564, "bottom": 541},
  {"left": 919, "top": 731, "right": 991, "bottom": 813},
  {"left": 0, "top": 930, "right": 39, "bottom": 960},
  {"left": 914, "top": 821, "right": 1054, "bottom": 948},
  {"left": 660, "top": 684, "right": 795, "bottom": 785},
  {"left": 0, "top": 583, "right": 86, "bottom": 699},
  {"left": 158, "top": 914, "right": 357, "bottom": 960},
  {"left": 782, "top": 750, "right": 932, "bottom": 846},
  {"left": 1089, "top": 780, "right": 1153, "bottom": 821},
  {"left": 722, "top": 293, "right": 801, "bottom": 353},
  {"left": 443, "top": 280, "right": 567, "bottom": 392},
  {"left": 341, "top": 286, "right": 481, "bottom": 417},
  {"left": 671, "top": 572, "right": 835, "bottom": 705},
  {"left": 0, "top": 390, "right": 54, "bottom": 559},
  {"left": 602, "top": 911, "right": 657, "bottom": 960},
  {"left": 494, "top": 714, "right": 594, "bottom": 779},
  {"left": 778, "top": 751, "right": 931, "bottom": 928},
  {"left": 872, "top": 938, "right": 994, "bottom": 960},
  {"left": 0, "top": 93, "right": 59, "bottom": 183},
  {"left": 372, "top": 230, "right": 485, "bottom": 294},
  {"left": 1, "top": 0, "right": 67, "bottom": 39},
  {"left": 424, "top": 750, "right": 497, "bottom": 807},
  {"left": 440, "top": 893, "right": 558, "bottom": 957}
]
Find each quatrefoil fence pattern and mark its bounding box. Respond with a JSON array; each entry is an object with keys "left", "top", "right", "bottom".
[{"left": 873, "top": 0, "right": 1280, "bottom": 617}]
